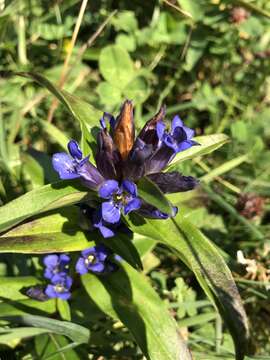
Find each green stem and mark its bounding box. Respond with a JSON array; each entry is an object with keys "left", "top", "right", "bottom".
[
  {"left": 215, "top": 314, "right": 222, "bottom": 354},
  {"left": 17, "top": 1, "right": 28, "bottom": 65}
]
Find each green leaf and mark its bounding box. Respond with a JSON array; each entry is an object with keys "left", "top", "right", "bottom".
[
  {"left": 41, "top": 119, "right": 70, "bottom": 150},
  {"left": 15, "top": 71, "right": 103, "bottom": 156},
  {"left": 0, "top": 208, "right": 92, "bottom": 253},
  {"left": 102, "top": 232, "right": 143, "bottom": 270},
  {"left": 0, "top": 298, "right": 56, "bottom": 317},
  {"left": 0, "top": 180, "right": 93, "bottom": 233},
  {"left": 0, "top": 276, "right": 42, "bottom": 300},
  {"left": 35, "top": 334, "right": 81, "bottom": 360},
  {"left": 99, "top": 45, "right": 135, "bottom": 89},
  {"left": 57, "top": 298, "right": 71, "bottom": 321},
  {"left": 0, "top": 207, "right": 142, "bottom": 270},
  {"left": 137, "top": 176, "right": 174, "bottom": 216},
  {"left": 123, "top": 76, "right": 150, "bottom": 104},
  {"left": 1, "top": 315, "right": 90, "bottom": 344},
  {"left": 177, "top": 0, "right": 204, "bottom": 21},
  {"left": 21, "top": 153, "right": 45, "bottom": 188},
  {"left": 0, "top": 327, "right": 49, "bottom": 344},
  {"left": 81, "top": 262, "right": 192, "bottom": 360},
  {"left": 201, "top": 154, "right": 249, "bottom": 183},
  {"left": 167, "top": 134, "right": 229, "bottom": 168},
  {"left": 127, "top": 214, "right": 249, "bottom": 360},
  {"left": 97, "top": 81, "right": 122, "bottom": 106}
]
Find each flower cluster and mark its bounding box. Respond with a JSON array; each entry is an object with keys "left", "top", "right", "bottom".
[
  {"left": 26, "top": 245, "right": 118, "bottom": 301},
  {"left": 28, "top": 101, "right": 199, "bottom": 302},
  {"left": 43, "top": 254, "right": 72, "bottom": 300},
  {"left": 52, "top": 100, "right": 198, "bottom": 235}
]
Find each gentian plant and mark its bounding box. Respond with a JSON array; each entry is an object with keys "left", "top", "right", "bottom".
[
  {"left": 0, "top": 73, "right": 249, "bottom": 360},
  {"left": 52, "top": 100, "right": 199, "bottom": 228}
]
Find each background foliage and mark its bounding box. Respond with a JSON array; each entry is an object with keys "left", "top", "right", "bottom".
[{"left": 0, "top": 0, "right": 270, "bottom": 359}]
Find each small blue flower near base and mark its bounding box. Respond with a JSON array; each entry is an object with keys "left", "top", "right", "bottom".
[
  {"left": 99, "top": 179, "right": 141, "bottom": 224},
  {"left": 45, "top": 273, "right": 72, "bottom": 300},
  {"left": 76, "top": 244, "right": 110, "bottom": 275},
  {"left": 43, "top": 254, "right": 70, "bottom": 280}
]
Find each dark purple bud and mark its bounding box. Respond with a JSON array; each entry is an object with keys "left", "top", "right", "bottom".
[
  {"left": 26, "top": 286, "right": 49, "bottom": 301},
  {"left": 129, "top": 138, "right": 153, "bottom": 164},
  {"left": 123, "top": 138, "right": 154, "bottom": 180},
  {"left": 148, "top": 172, "right": 199, "bottom": 193},
  {"left": 68, "top": 140, "right": 83, "bottom": 160},
  {"left": 144, "top": 145, "right": 175, "bottom": 174},
  {"left": 100, "top": 112, "right": 116, "bottom": 140},
  {"left": 95, "top": 129, "right": 121, "bottom": 179},
  {"left": 138, "top": 105, "right": 166, "bottom": 147},
  {"left": 77, "top": 161, "right": 104, "bottom": 190},
  {"left": 138, "top": 202, "right": 178, "bottom": 219}
]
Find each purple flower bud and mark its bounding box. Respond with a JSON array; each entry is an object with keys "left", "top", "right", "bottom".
[
  {"left": 67, "top": 140, "right": 83, "bottom": 160},
  {"left": 138, "top": 203, "right": 178, "bottom": 219},
  {"left": 148, "top": 172, "right": 199, "bottom": 193}
]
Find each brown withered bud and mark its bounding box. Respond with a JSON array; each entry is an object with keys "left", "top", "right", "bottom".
[
  {"left": 138, "top": 105, "right": 166, "bottom": 146},
  {"left": 236, "top": 193, "right": 265, "bottom": 220},
  {"left": 113, "top": 100, "right": 135, "bottom": 160},
  {"left": 230, "top": 7, "right": 249, "bottom": 24}
]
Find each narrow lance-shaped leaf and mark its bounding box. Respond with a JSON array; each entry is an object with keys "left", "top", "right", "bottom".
[
  {"left": 0, "top": 208, "right": 92, "bottom": 253},
  {"left": 15, "top": 71, "right": 103, "bottom": 156},
  {"left": 127, "top": 214, "right": 249, "bottom": 360},
  {"left": 0, "top": 315, "right": 90, "bottom": 344},
  {"left": 81, "top": 262, "right": 192, "bottom": 360},
  {"left": 0, "top": 207, "right": 143, "bottom": 270},
  {"left": 167, "top": 134, "right": 229, "bottom": 169},
  {"left": 0, "top": 180, "right": 93, "bottom": 233}
]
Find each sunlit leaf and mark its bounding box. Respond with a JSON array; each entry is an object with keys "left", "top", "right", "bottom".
[
  {"left": 127, "top": 214, "right": 249, "bottom": 360},
  {"left": 81, "top": 262, "right": 192, "bottom": 360},
  {"left": 0, "top": 180, "right": 93, "bottom": 233},
  {"left": 167, "top": 134, "right": 229, "bottom": 168}
]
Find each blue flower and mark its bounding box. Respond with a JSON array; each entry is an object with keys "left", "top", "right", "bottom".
[
  {"left": 157, "top": 115, "right": 197, "bottom": 154},
  {"left": 98, "top": 179, "right": 141, "bottom": 224},
  {"left": 45, "top": 273, "right": 72, "bottom": 300},
  {"left": 43, "top": 254, "right": 70, "bottom": 280},
  {"left": 76, "top": 244, "right": 110, "bottom": 275},
  {"left": 92, "top": 207, "right": 116, "bottom": 238},
  {"left": 52, "top": 140, "right": 104, "bottom": 190}
]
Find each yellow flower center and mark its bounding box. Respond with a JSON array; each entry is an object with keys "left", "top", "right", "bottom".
[
  {"left": 85, "top": 254, "right": 96, "bottom": 265},
  {"left": 55, "top": 284, "right": 65, "bottom": 293}
]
